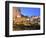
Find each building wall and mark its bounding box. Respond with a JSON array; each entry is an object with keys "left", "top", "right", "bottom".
[{"left": 13, "top": 7, "right": 22, "bottom": 24}]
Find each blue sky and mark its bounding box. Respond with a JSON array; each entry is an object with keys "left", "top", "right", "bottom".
[{"left": 20, "top": 7, "right": 40, "bottom": 17}]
